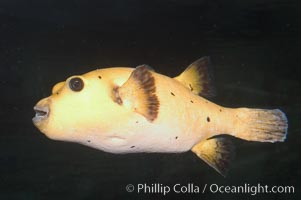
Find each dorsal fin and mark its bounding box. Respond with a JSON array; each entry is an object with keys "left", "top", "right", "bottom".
[
  {"left": 113, "top": 65, "right": 160, "bottom": 122},
  {"left": 174, "top": 56, "right": 216, "bottom": 98},
  {"left": 191, "top": 137, "right": 234, "bottom": 176}
]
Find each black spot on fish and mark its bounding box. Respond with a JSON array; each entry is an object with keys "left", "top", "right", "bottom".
[
  {"left": 136, "top": 121, "right": 139, "bottom": 123},
  {"left": 130, "top": 146, "right": 135, "bottom": 148},
  {"left": 87, "top": 140, "right": 91, "bottom": 143},
  {"left": 170, "top": 92, "right": 175, "bottom": 96},
  {"left": 98, "top": 75, "right": 102, "bottom": 79},
  {"left": 56, "top": 92, "right": 59, "bottom": 95},
  {"left": 190, "top": 100, "right": 194, "bottom": 103},
  {"left": 219, "top": 109, "right": 222, "bottom": 112},
  {"left": 175, "top": 136, "right": 178, "bottom": 139},
  {"left": 205, "top": 101, "right": 208, "bottom": 104},
  {"left": 207, "top": 117, "right": 210, "bottom": 122}
]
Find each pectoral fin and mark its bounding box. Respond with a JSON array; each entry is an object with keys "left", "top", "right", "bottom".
[
  {"left": 174, "top": 56, "right": 216, "bottom": 98},
  {"left": 114, "top": 65, "right": 160, "bottom": 122},
  {"left": 191, "top": 137, "right": 234, "bottom": 176}
]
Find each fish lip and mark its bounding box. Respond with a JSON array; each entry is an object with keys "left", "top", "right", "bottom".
[{"left": 32, "top": 105, "right": 50, "bottom": 123}]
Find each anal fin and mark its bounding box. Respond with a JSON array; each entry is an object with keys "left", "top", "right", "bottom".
[
  {"left": 115, "top": 65, "right": 160, "bottom": 122},
  {"left": 191, "top": 137, "right": 234, "bottom": 176}
]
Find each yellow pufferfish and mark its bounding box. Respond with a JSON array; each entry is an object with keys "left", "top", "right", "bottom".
[{"left": 33, "top": 57, "right": 288, "bottom": 176}]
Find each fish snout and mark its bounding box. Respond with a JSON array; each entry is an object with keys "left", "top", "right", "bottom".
[{"left": 32, "top": 98, "right": 50, "bottom": 126}]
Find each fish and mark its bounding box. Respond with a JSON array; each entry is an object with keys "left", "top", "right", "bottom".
[{"left": 32, "top": 57, "right": 288, "bottom": 176}]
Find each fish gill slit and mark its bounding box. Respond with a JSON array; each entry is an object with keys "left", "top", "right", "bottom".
[
  {"left": 112, "top": 86, "right": 123, "bottom": 105},
  {"left": 189, "top": 83, "right": 193, "bottom": 91}
]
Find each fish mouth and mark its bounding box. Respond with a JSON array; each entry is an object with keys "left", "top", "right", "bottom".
[{"left": 33, "top": 105, "right": 50, "bottom": 124}]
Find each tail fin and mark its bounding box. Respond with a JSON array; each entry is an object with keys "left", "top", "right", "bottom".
[{"left": 234, "top": 108, "right": 288, "bottom": 142}]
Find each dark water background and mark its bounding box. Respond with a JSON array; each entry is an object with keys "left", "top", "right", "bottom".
[{"left": 0, "top": 0, "right": 300, "bottom": 199}]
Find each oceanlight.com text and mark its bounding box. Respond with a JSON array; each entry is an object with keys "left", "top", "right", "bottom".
[{"left": 125, "top": 183, "right": 295, "bottom": 196}]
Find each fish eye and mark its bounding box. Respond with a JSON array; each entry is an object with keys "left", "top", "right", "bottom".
[{"left": 69, "top": 77, "right": 84, "bottom": 92}]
